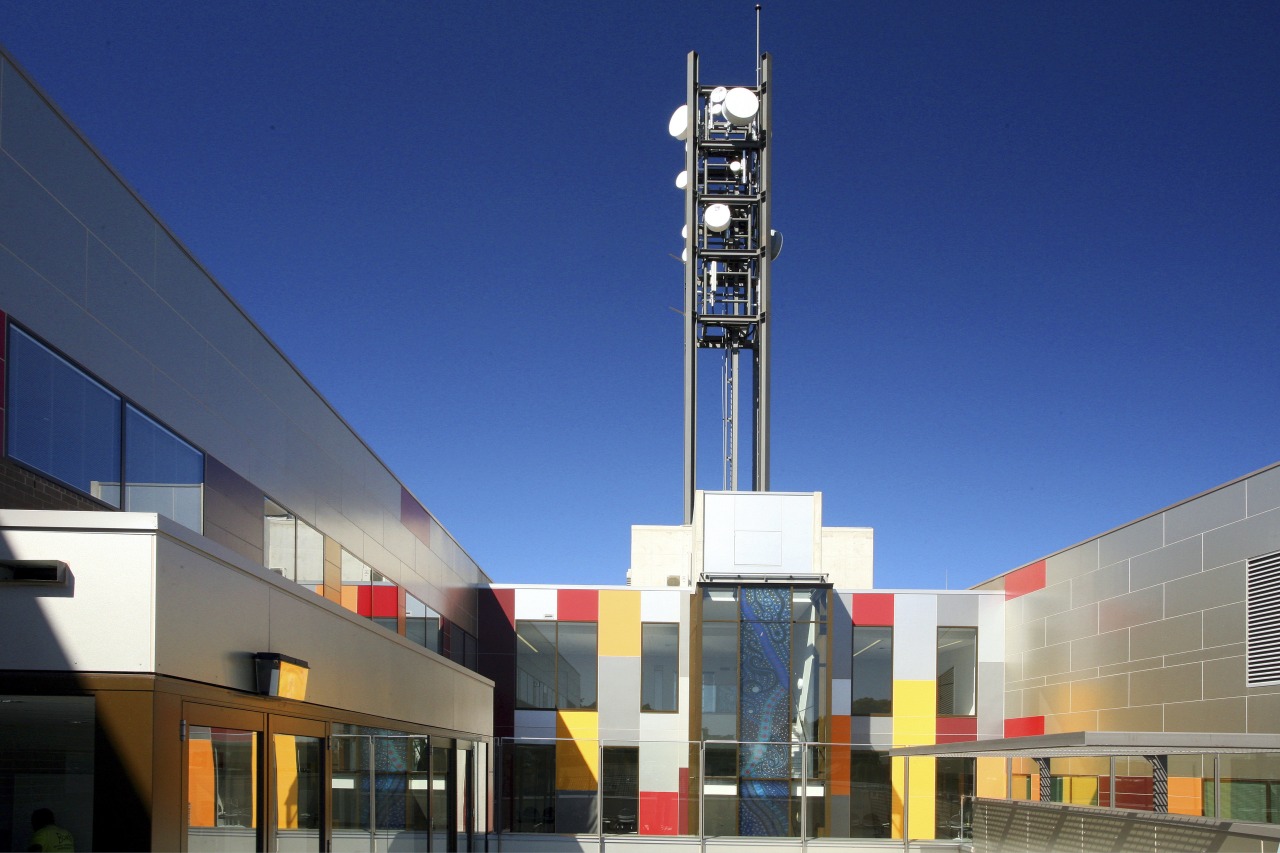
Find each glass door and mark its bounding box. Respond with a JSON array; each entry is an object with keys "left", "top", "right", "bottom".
[
  {"left": 269, "top": 716, "right": 326, "bottom": 853},
  {"left": 184, "top": 704, "right": 264, "bottom": 853}
]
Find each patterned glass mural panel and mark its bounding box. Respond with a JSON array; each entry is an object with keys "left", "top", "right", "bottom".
[
  {"left": 740, "top": 780, "right": 789, "bottom": 836},
  {"left": 740, "top": 588, "right": 790, "bottom": 779}
]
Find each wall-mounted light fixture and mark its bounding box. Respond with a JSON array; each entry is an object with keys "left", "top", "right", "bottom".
[{"left": 253, "top": 652, "right": 309, "bottom": 700}]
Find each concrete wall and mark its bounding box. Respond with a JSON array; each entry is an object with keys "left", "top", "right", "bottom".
[
  {"left": 980, "top": 463, "right": 1280, "bottom": 737},
  {"left": 0, "top": 51, "right": 485, "bottom": 633}
]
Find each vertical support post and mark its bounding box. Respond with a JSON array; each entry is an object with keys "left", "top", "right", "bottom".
[
  {"left": 598, "top": 742, "right": 605, "bottom": 853},
  {"left": 1213, "top": 754, "right": 1221, "bottom": 818},
  {"left": 1035, "top": 757, "right": 1051, "bottom": 803},
  {"left": 489, "top": 739, "right": 497, "bottom": 853},
  {"left": 902, "top": 756, "right": 910, "bottom": 853},
  {"left": 682, "top": 50, "right": 699, "bottom": 524},
  {"left": 1146, "top": 755, "right": 1168, "bottom": 814},
  {"left": 699, "top": 742, "right": 707, "bottom": 853},
  {"left": 1109, "top": 756, "right": 1116, "bottom": 810},
  {"left": 800, "top": 743, "right": 808, "bottom": 853},
  {"left": 368, "top": 736, "right": 377, "bottom": 853},
  {"left": 753, "top": 52, "right": 772, "bottom": 492}
]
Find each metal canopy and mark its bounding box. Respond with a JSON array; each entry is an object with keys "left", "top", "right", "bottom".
[{"left": 891, "top": 731, "right": 1280, "bottom": 759}]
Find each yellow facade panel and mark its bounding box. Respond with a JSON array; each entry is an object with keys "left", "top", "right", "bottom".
[
  {"left": 890, "top": 755, "right": 936, "bottom": 839},
  {"left": 892, "top": 680, "right": 936, "bottom": 746},
  {"left": 976, "top": 757, "right": 1006, "bottom": 800},
  {"left": 1169, "top": 776, "right": 1204, "bottom": 816},
  {"left": 598, "top": 590, "right": 641, "bottom": 656},
  {"left": 556, "top": 711, "right": 599, "bottom": 790}
]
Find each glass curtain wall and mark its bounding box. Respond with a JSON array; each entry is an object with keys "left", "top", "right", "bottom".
[{"left": 694, "top": 585, "right": 830, "bottom": 838}]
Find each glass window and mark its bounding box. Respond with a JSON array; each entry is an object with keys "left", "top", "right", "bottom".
[
  {"left": 601, "top": 747, "right": 639, "bottom": 834},
  {"left": 7, "top": 326, "right": 121, "bottom": 505},
  {"left": 273, "top": 734, "right": 321, "bottom": 843},
  {"left": 851, "top": 627, "right": 893, "bottom": 715},
  {"left": 641, "top": 623, "right": 679, "bottom": 712},
  {"left": 935, "top": 757, "right": 974, "bottom": 839},
  {"left": 792, "top": 618, "right": 826, "bottom": 742},
  {"left": 124, "top": 404, "right": 203, "bottom": 532},
  {"left": 406, "top": 594, "right": 441, "bottom": 653},
  {"left": 516, "top": 621, "right": 557, "bottom": 709},
  {"left": 264, "top": 499, "right": 296, "bottom": 578},
  {"left": 557, "top": 623, "right": 598, "bottom": 710},
  {"left": 700, "top": 621, "right": 738, "bottom": 739},
  {"left": 295, "top": 519, "right": 323, "bottom": 585},
  {"left": 188, "top": 726, "right": 258, "bottom": 848},
  {"left": 702, "top": 586, "right": 739, "bottom": 621},
  {"left": 509, "top": 743, "right": 555, "bottom": 832},
  {"left": 937, "top": 627, "right": 977, "bottom": 716},
  {"left": 849, "top": 750, "right": 891, "bottom": 838}
]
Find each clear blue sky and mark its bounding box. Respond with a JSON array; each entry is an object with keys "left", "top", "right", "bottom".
[{"left": 3, "top": 1, "right": 1277, "bottom": 590}]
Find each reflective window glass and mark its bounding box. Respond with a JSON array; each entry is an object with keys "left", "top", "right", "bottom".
[
  {"left": 274, "top": 734, "right": 321, "bottom": 842},
  {"left": 124, "top": 404, "right": 203, "bottom": 531},
  {"left": 406, "top": 594, "right": 441, "bottom": 653},
  {"left": 937, "top": 627, "right": 978, "bottom": 716},
  {"left": 188, "top": 726, "right": 258, "bottom": 849},
  {"left": 7, "top": 326, "right": 121, "bottom": 505},
  {"left": 851, "top": 627, "right": 893, "bottom": 715},
  {"left": 516, "top": 621, "right": 556, "bottom": 709},
  {"left": 849, "top": 750, "right": 891, "bottom": 837},
  {"left": 601, "top": 747, "right": 639, "bottom": 834},
  {"left": 557, "top": 622, "right": 598, "bottom": 709},
  {"left": 700, "top": 621, "right": 738, "bottom": 739},
  {"left": 641, "top": 623, "right": 679, "bottom": 712}
]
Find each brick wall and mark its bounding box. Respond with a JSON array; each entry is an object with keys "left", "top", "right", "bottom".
[{"left": 0, "top": 458, "right": 110, "bottom": 512}]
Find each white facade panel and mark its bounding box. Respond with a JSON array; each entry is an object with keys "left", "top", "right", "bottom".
[
  {"left": 831, "top": 677, "right": 851, "bottom": 716},
  {"left": 892, "top": 594, "right": 939, "bottom": 681},
  {"left": 979, "top": 592, "right": 1005, "bottom": 663},
  {"left": 515, "top": 588, "right": 558, "bottom": 620},
  {"left": 639, "top": 740, "right": 688, "bottom": 792},
  {"left": 735, "top": 492, "right": 783, "bottom": 531},
  {"left": 734, "top": 530, "right": 782, "bottom": 567},
  {"left": 641, "top": 590, "right": 682, "bottom": 623}
]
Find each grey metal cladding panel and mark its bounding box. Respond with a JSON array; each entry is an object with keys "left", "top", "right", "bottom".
[
  {"left": 679, "top": 593, "right": 691, "bottom": 678},
  {"left": 1129, "top": 611, "right": 1202, "bottom": 661},
  {"left": 1203, "top": 655, "right": 1246, "bottom": 701},
  {"left": 977, "top": 662, "right": 1003, "bottom": 735},
  {"left": 849, "top": 716, "right": 892, "bottom": 749},
  {"left": 1247, "top": 694, "right": 1280, "bottom": 734},
  {"left": 1204, "top": 506, "right": 1280, "bottom": 571},
  {"left": 1130, "top": 661, "right": 1202, "bottom": 705},
  {"left": 1044, "top": 603, "right": 1098, "bottom": 645},
  {"left": 1022, "top": 642, "right": 1071, "bottom": 680},
  {"left": 597, "top": 656, "right": 641, "bottom": 739},
  {"left": 1204, "top": 601, "right": 1245, "bottom": 649},
  {"left": 1021, "top": 581, "right": 1072, "bottom": 623},
  {"left": 1070, "top": 560, "right": 1129, "bottom": 610},
  {"left": 2, "top": 64, "right": 156, "bottom": 283},
  {"left": 1129, "top": 535, "right": 1202, "bottom": 592},
  {"left": 937, "top": 594, "right": 979, "bottom": 626},
  {"left": 1099, "top": 514, "right": 1164, "bottom": 567},
  {"left": 832, "top": 592, "right": 852, "bottom": 679},
  {"left": 1166, "top": 482, "right": 1246, "bottom": 543},
  {"left": 1008, "top": 618, "right": 1046, "bottom": 654},
  {"left": 0, "top": 153, "right": 87, "bottom": 302},
  {"left": 86, "top": 239, "right": 201, "bottom": 399},
  {"left": 1164, "top": 561, "right": 1245, "bottom": 619},
  {"left": 1164, "top": 697, "right": 1245, "bottom": 733},
  {"left": 1097, "top": 585, "right": 1163, "bottom": 634},
  {"left": 1045, "top": 540, "right": 1100, "bottom": 586},
  {"left": 1247, "top": 466, "right": 1280, "bottom": 516},
  {"left": 1071, "top": 628, "right": 1130, "bottom": 670}
]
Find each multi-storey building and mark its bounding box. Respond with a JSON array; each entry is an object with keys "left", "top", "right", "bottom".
[{"left": 1, "top": 43, "right": 1278, "bottom": 853}]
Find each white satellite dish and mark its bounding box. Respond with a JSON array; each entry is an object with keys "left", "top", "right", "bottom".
[
  {"left": 681, "top": 248, "right": 688, "bottom": 264},
  {"left": 704, "top": 203, "right": 732, "bottom": 232},
  {"left": 675, "top": 170, "right": 688, "bottom": 190},
  {"left": 769, "top": 229, "right": 784, "bottom": 261},
  {"left": 709, "top": 86, "right": 728, "bottom": 105},
  {"left": 681, "top": 225, "right": 688, "bottom": 240},
  {"left": 723, "top": 88, "right": 758, "bottom": 126},
  {"left": 668, "top": 105, "right": 690, "bottom": 140}
]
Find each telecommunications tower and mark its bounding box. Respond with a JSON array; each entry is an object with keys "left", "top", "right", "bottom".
[{"left": 669, "top": 50, "right": 778, "bottom": 524}]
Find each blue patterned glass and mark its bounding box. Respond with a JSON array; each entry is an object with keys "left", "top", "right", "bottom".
[
  {"left": 740, "top": 588, "right": 790, "bottom": 779},
  {"left": 740, "top": 780, "right": 789, "bottom": 836}
]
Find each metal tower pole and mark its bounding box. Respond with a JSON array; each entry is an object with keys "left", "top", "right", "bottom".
[
  {"left": 753, "top": 52, "right": 772, "bottom": 492},
  {"left": 682, "top": 50, "right": 699, "bottom": 525}
]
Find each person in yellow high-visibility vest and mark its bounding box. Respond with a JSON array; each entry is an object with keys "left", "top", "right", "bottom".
[{"left": 28, "top": 808, "right": 74, "bottom": 852}]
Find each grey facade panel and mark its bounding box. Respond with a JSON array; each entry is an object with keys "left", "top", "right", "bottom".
[
  {"left": 1070, "top": 560, "right": 1129, "bottom": 609},
  {"left": 1097, "top": 585, "right": 1163, "bottom": 634},
  {"left": 1022, "top": 581, "right": 1072, "bottom": 623},
  {"left": 1165, "top": 482, "right": 1246, "bottom": 543},
  {"left": 1164, "top": 697, "right": 1245, "bottom": 733},
  {"left": 1045, "top": 540, "right": 1099, "bottom": 586},
  {"left": 1246, "top": 694, "right": 1280, "bottom": 734},
  {"left": 597, "top": 656, "right": 642, "bottom": 741},
  {"left": 1, "top": 60, "right": 157, "bottom": 284},
  {"left": 1202, "top": 655, "right": 1246, "bottom": 701},
  {"left": 1044, "top": 603, "right": 1099, "bottom": 646},
  {"left": 1129, "top": 662, "right": 1202, "bottom": 705},
  {"left": 1022, "top": 643, "right": 1071, "bottom": 680},
  {"left": 1129, "top": 535, "right": 1201, "bottom": 592},
  {"left": 1203, "top": 601, "right": 1245, "bottom": 649},
  {"left": 1247, "top": 465, "right": 1280, "bottom": 516},
  {"left": 0, "top": 152, "right": 88, "bottom": 302},
  {"left": 977, "top": 661, "right": 1003, "bottom": 736},
  {"left": 1129, "top": 612, "right": 1202, "bottom": 661},
  {"left": 1203, "top": 506, "right": 1280, "bottom": 571},
  {"left": 832, "top": 592, "right": 852, "bottom": 680},
  {"left": 1071, "top": 629, "right": 1130, "bottom": 671},
  {"left": 1164, "top": 561, "right": 1246, "bottom": 619},
  {"left": 937, "top": 594, "right": 979, "bottom": 627},
  {"left": 1099, "top": 514, "right": 1164, "bottom": 567}
]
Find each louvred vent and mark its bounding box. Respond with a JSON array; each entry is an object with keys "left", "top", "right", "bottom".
[{"left": 1246, "top": 550, "right": 1280, "bottom": 687}]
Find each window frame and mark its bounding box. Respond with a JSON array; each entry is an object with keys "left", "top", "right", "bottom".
[
  {"left": 850, "top": 625, "right": 894, "bottom": 717},
  {"left": 640, "top": 622, "right": 680, "bottom": 713},
  {"left": 936, "top": 626, "right": 979, "bottom": 718}
]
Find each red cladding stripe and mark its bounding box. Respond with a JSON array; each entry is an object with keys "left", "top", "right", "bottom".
[
  {"left": 493, "top": 588, "right": 516, "bottom": 626},
  {"left": 639, "top": 792, "right": 678, "bottom": 835},
  {"left": 677, "top": 769, "right": 689, "bottom": 835},
  {"left": 1004, "top": 716, "right": 1045, "bottom": 738},
  {"left": 1004, "top": 560, "right": 1046, "bottom": 600},
  {"left": 557, "top": 589, "right": 599, "bottom": 621},
  {"left": 936, "top": 716, "right": 978, "bottom": 744},
  {"left": 356, "top": 586, "right": 373, "bottom": 617},
  {"left": 851, "top": 593, "right": 894, "bottom": 626}
]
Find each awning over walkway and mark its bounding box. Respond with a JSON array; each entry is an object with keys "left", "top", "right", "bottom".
[{"left": 891, "top": 731, "right": 1280, "bottom": 759}]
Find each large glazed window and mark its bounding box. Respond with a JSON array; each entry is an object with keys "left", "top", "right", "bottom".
[
  {"left": 641, "top": 623, "right": 679, "bottom": 712},
  {"left": 851, "top": 626, "right": 893, "bottom": 715},
  {"left": 406, "top": 593, "right": 441, "bottom": 654},
  {"left": 515, "top": 621, "right": 597, "bottom": 709},
  {"left": 7, "top": 325, "right": 122, "bottom": 504},
  {"left": 937, "top": 627, "right": 978, "bottom": 716},
  {"left": 125, "top": 403, "right": 203, "bottom": 532}
]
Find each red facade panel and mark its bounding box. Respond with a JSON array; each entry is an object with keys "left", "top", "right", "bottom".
[
  {"left": 1004, "top": 560, "right": 1046, "bottom": 600},
  {"left": 936, "top": 716, "right": 978, "bottom": 744},
  {"left": 557, "top": 588, "right": 599, "bottom": 621},
  {"left": 1004, "top": 715, "right": 1045, "bottom": 738},
  {"left": 639, "top": 791, "right": 678, "bottom": 835},
  {"left": 851, "top": 593, "right": 894, "bottom": 626}
]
